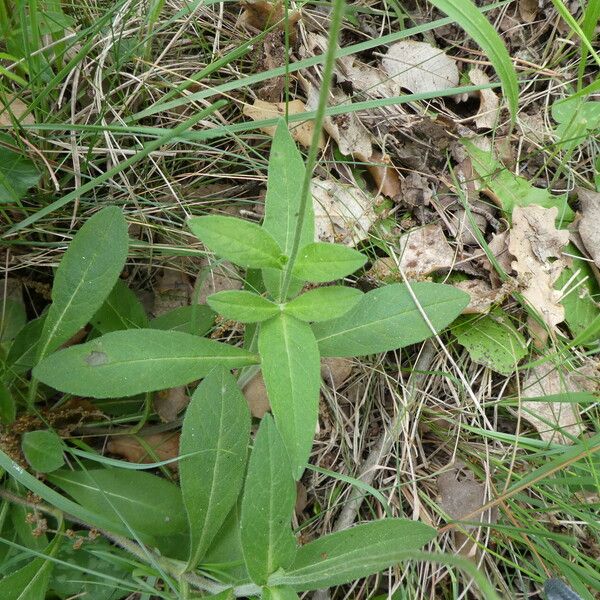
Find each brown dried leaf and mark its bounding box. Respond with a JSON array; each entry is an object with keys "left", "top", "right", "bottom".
[
  {"left": 243, "top": 372, "right": 271, "bottom": 418},
  {"left": 468, "top": 69, "right": 500, "bottom": 130},
  {"left": 241, "top": 0, "right": 300, "bottom": 31},
  {"left": 438, "top": 462, "right": 497, "bottom": 557},
  {"left": 399, "top": 172, "right": 434, "bottom": 208},
  {"left": 509, "top": 205, "right": 569, "bottom": 330},
  {"left": 312, "top": 177, "right": 377, "bottom": 246},
  {"left": 576, "top": 188, "right": 600, "bottom": 268},
  {"left": 154, "top": 386, "right": 189, "bottom": 422},
  {"left": 518, "top": 0, "right": 538, "bottom": 22},
  {"left": 455, "top": 279, "right": 511, "bottom": 314},
  {"left": 242, "top": 99, "right": 324, "bottom": 149},
  {"left": 521, "top": 363, "right": 586, "bottom": 444},
  {"left": 355, "top": 150, "right": 402, "bottom": 198},
  {"left": 381, "top": 40, "right": 459, "bottom": 95},
  {"left": 398, "top": 224, "right": 455, "bottom": 278},
  {"left": 0, "top": 96, "right": 34, "bottom": 126},
  {"left": 107, "top": 432, "right": 181, "bottom": 472},
  {"left": 321, "top": 357, "right": 353, "bottom": 388},
  {"left": 337, "top": 55, "right": 398, "bottom": 98}
]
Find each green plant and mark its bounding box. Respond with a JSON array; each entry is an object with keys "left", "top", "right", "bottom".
[{"left": 0, "top": 122, "right": 472, "bottom": 596}]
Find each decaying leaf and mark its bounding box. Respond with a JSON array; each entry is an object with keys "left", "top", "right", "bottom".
[
  {"left": 509, "top": 205, "right": 569, "bottom": 331},
  {"left": 0, "top": 96, "right": 34, "bottom": 126},
  {"left": 438, "top": 461, "right": 497, "bottom": 557},
  {"left": 306, "top": 85, "right": 372, "bottom": 158},
  {"left": 399, "top": 172, "right": 434, "bottom": 208},
  {"left": 355, "top": 150, "right": 402, "bottom": 198},
  {"left": 518, "top": 0, "right": 539, "bottom": 21},
  {"left": 312, "top": 177, "right": 378, "bottom": 246},
  {"left": 468, "top": 69, "right": 500, "bottom": 130},
  {"left": 381, "top": 40, "right": 459, "bottom": 96},
  {"left": 482, "top": 230, "right": 514, "bottom": 284},
  {"left": 576, "top": 188, "right": 600, "bottom": 269},
  {"left": 455, "top": 279, "right": 512, "bottom": 314},
  {"left": 107, "top": 432, "right": 181, "bottom": 472},
  {"left": 521, "top": 363, "right": 586, "bottom": 444},
  {"left": 336, "top": 55, "right": 398, "bottom": 98},
  {"left": 155, "top": 386, "right": 189, "bottom": 422},
  {"left": 240, "top": 0, "right": 300, "bottom": 31},
  {"left": 243, "top": 99, "right": 324, "bottom": 149}
]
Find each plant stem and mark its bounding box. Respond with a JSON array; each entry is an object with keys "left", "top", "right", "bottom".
[{"left": 279, "top": 0, "right": 346, "bottom": 299}]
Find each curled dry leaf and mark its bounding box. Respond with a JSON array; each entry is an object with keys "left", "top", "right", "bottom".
[
  {"left": 455, "top": 279, "right": 512, "bottom": 314},
  {"left": 576, "top": 188, "right": 600, "bottom": 268},
  {"left": 509, "top": 205, "right": 569, "bottom": 331},
  {"left": 355, "top": 150, "right": 402, "bottom": 198},
  {"left": 483, "top": 230, "right": 514, "bottom": 285},
  {"left": 243, "top": 99, "right": 324, "bottom": 149},
  {"left": 0, "top": 96, "right": 34, "bottom": 126},
  {"left": 306, "top": 85, "right": 372, "bottom": 158},
  {"left": 521, "top": 363, "right": 586, "bottom": 445},
  {"left": 437, "top": 461, "right": 497, "bottom": 558},
  {"left": 468, "top": 69, "right": 500, "bottom": 130},
  {"left": 107, "top": 432, "right": 181, "bottom": 472},
  {"left": 312, "top": 177, "right": 377, "bottom": 246},
  {"left": 381, "top": 40, "right": 459, "bottom": 96}
]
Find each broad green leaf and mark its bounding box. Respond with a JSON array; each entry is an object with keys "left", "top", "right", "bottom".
[
  {"left": 0, "top": 290, "right": 26, "bottom": 342},
  {"left": 263, "top": 586, "right": 299, "bottom": 600},
  {"left": 22, "top": 430, "right": 65, "bottom": 473},
  {"left": 292, "top": 243, "right": 367, "bottom": 283},
  {"left": 454, "top": 311, "right": 527, "bottom": 375},
  {"left": 209, "top": 590, "right": 235, "bottom": 600},
  {"left": 91, "top": 279, "right": 148, "bottom": 333},
  {"left": 427, "top": 0, "right": 518, "bottom": 122},
  {"left": 37, "top": 206, "right": 129, "bottom": 361},
  {"left": 188, "top": 215, "right": 284, "bottom": 269},
  {"left": 0, "top": 381, "right": 15, "bottom": 425},
  {"left": 314, "top": 283, "right": 469, "bottom": 357},
  {"left": 207, "top": 291, "right": 280, "bottom": 323},
  {"left": 284, "top": 286, "right": 363, "bottom": 322},
  {"left": 464, "top": 140, "right": 574, "bottom": 221},
  {"left": 0, "top": 139, "right": 40, "bottom": 204},
  {"left": 48, "top": 468, "right": 187, "bottom": 539},
  {"left": 149, "top": 304, "right": 215, "bottom": 335},
  {"left": 6, "top": 315, "right": 45, "bottom": 374},
  {"left": 181, "top": 367, "right": 251, "bottom": 569},
  {"left": 552, "top": 97, "right": 600, "bottom": 129},
  {"left": 241, "top": 415, "right": 297, "bottom": 584},
  {"left": 258, "top": 314, "right": 320, "bottom": 478},
  {"left": 269, "top": 519, "right": 436, "bottom": 591},
  {"left": 262, "top": 121, "right": 313, "bottom": 299},
  {"left": 33, "top": 329, "right": 258, "bottom": 398},
  {"left": 0, "top": 549, "right": 54, "bottom": 599}
]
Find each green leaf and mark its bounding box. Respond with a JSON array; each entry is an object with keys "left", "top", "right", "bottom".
[
  {"left": 292, "top": 243, "right": 367, "bottom": 283},
  {"left": 262, "top": 121, "right": 313, "bottom": 299},
  {"left": 33, "top": 329, "right": 259, "bottom": 398},
  {"left": 284, "top": 286, "right": 363, "bottom": 322},
  {"left": 181, "top": 367, "right": 251, "bottom": 569},
  {"left": 454, "top": 311, "right": 527, "bottom": 375},
  {"left": 0, "top": 381, "right": 15, "bottom": 425},
  {"left": 22, "top": 430, "right": 65, "bottom": 473},
  {"left": 0, "top": 291, "right": 26, "bottom": 342},
  {"left": 314, "top": 283, "right": 469, "bottom": 357},
  {"left": 209, "top": 590, "right": 235, "bottom": 600},
  {"left": 263, "top": 586, "right": 299, "bottom": 600},
  {"left": 207, "top": 291, "right": 280, "bottom": 323},
  {"left": 426, "top": 0, "right": 518, "bottom": 122},
  {"left": 6, "top": 315, "right": 45, "bottom": 374},
  {"left": 47, "top": 468, "right": 187, "bottom": 539},
  {"left": 269, "top": 519, "right": 436, "bottom": 591},
  {"left": 241, "top": 415, "right": 297, "bottom": 584},
  {"left": 188, "top": 215, "right": 284, "bottom": 269},
  {"left": 37, "top": 206, "right": 129, "bottom": 361},
  {"left": 258, "top": 314, "right": 320, "bottom": 478},
  {"left": 0, "top": 141, "right": 40, "bottom": 204},
  {"left": 0, "top": 550, "right": 54, "bottom": 599},
  {"left": 464, "top": 139, "right": 574, "bottom": 220},
  {"left": 90, "top": 279, "right": 148, "bottom": 333},
  {"left": 148, "top": 304, "right": 215, "bottom": 335}
]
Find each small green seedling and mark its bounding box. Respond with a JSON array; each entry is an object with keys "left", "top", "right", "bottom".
[{"left": 1, "top": 123, "right": 470, "bottom": 597}]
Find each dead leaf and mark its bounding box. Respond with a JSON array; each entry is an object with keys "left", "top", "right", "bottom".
[
  {"left": 519, "top": 0, "right": 538, "bottom": 22},
  {"left": 455, "top": 279, "right": 512, "bottom": 314},
  {"left": 398, "top": 224, "right": 455, "bottom": 277},
  {"left": 312, "top": 177, "right": 377, "bottom": 246},
  {"left": 521, "top": 363, "right": 586, "bottom": 444},
  {"left": 468, "top": 69, "right": 500, "bottom": 130},
  {"left": 438, "top": 461, "right": 497, "bottom": 558},
  {"left": 197, "top": 259, "right": 242, "bottom": 304},
  {"left": 509, "top": 205, "right": 569, "bottom": 331},
  {"left": 155, "top": 387, "right": 189, "bottom": 422},
  {"left": 305, "top": 85, "right": 372, "bottom": 158},
  {"left": 576, "top": 188, "right": 600, "bottom": 268},
  {"left": 321, "top": 357, "right": 353, "bottom": 388},
  {"left": 381, "top": 40, "right": 459, "bottom": 96},
  {"left": 243, "top": 372, "right": 271, "bottom": 418},
  {"left": 336, "top": 55, "right": 398, "bottom": 98},
  {"left": 107, "top": 432, "right": 181, "bottom": 472},
  {"left": 355, "top": 150, "right": 402, "bottom": 198},
  {"left": 399, "top": 172, "right": 434, "bottom": 207},
  {"left": 243, "top": 99, "right": 324, "bottom": 149},
  {"left": 241, "top": 0, "right": 300, "bottom": 31},
  {"left": 0, "top": 96, "right": 34, "bottom": 126},
  {"left": 483, "top": 230, "right": 514, "bottom": 284}
]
